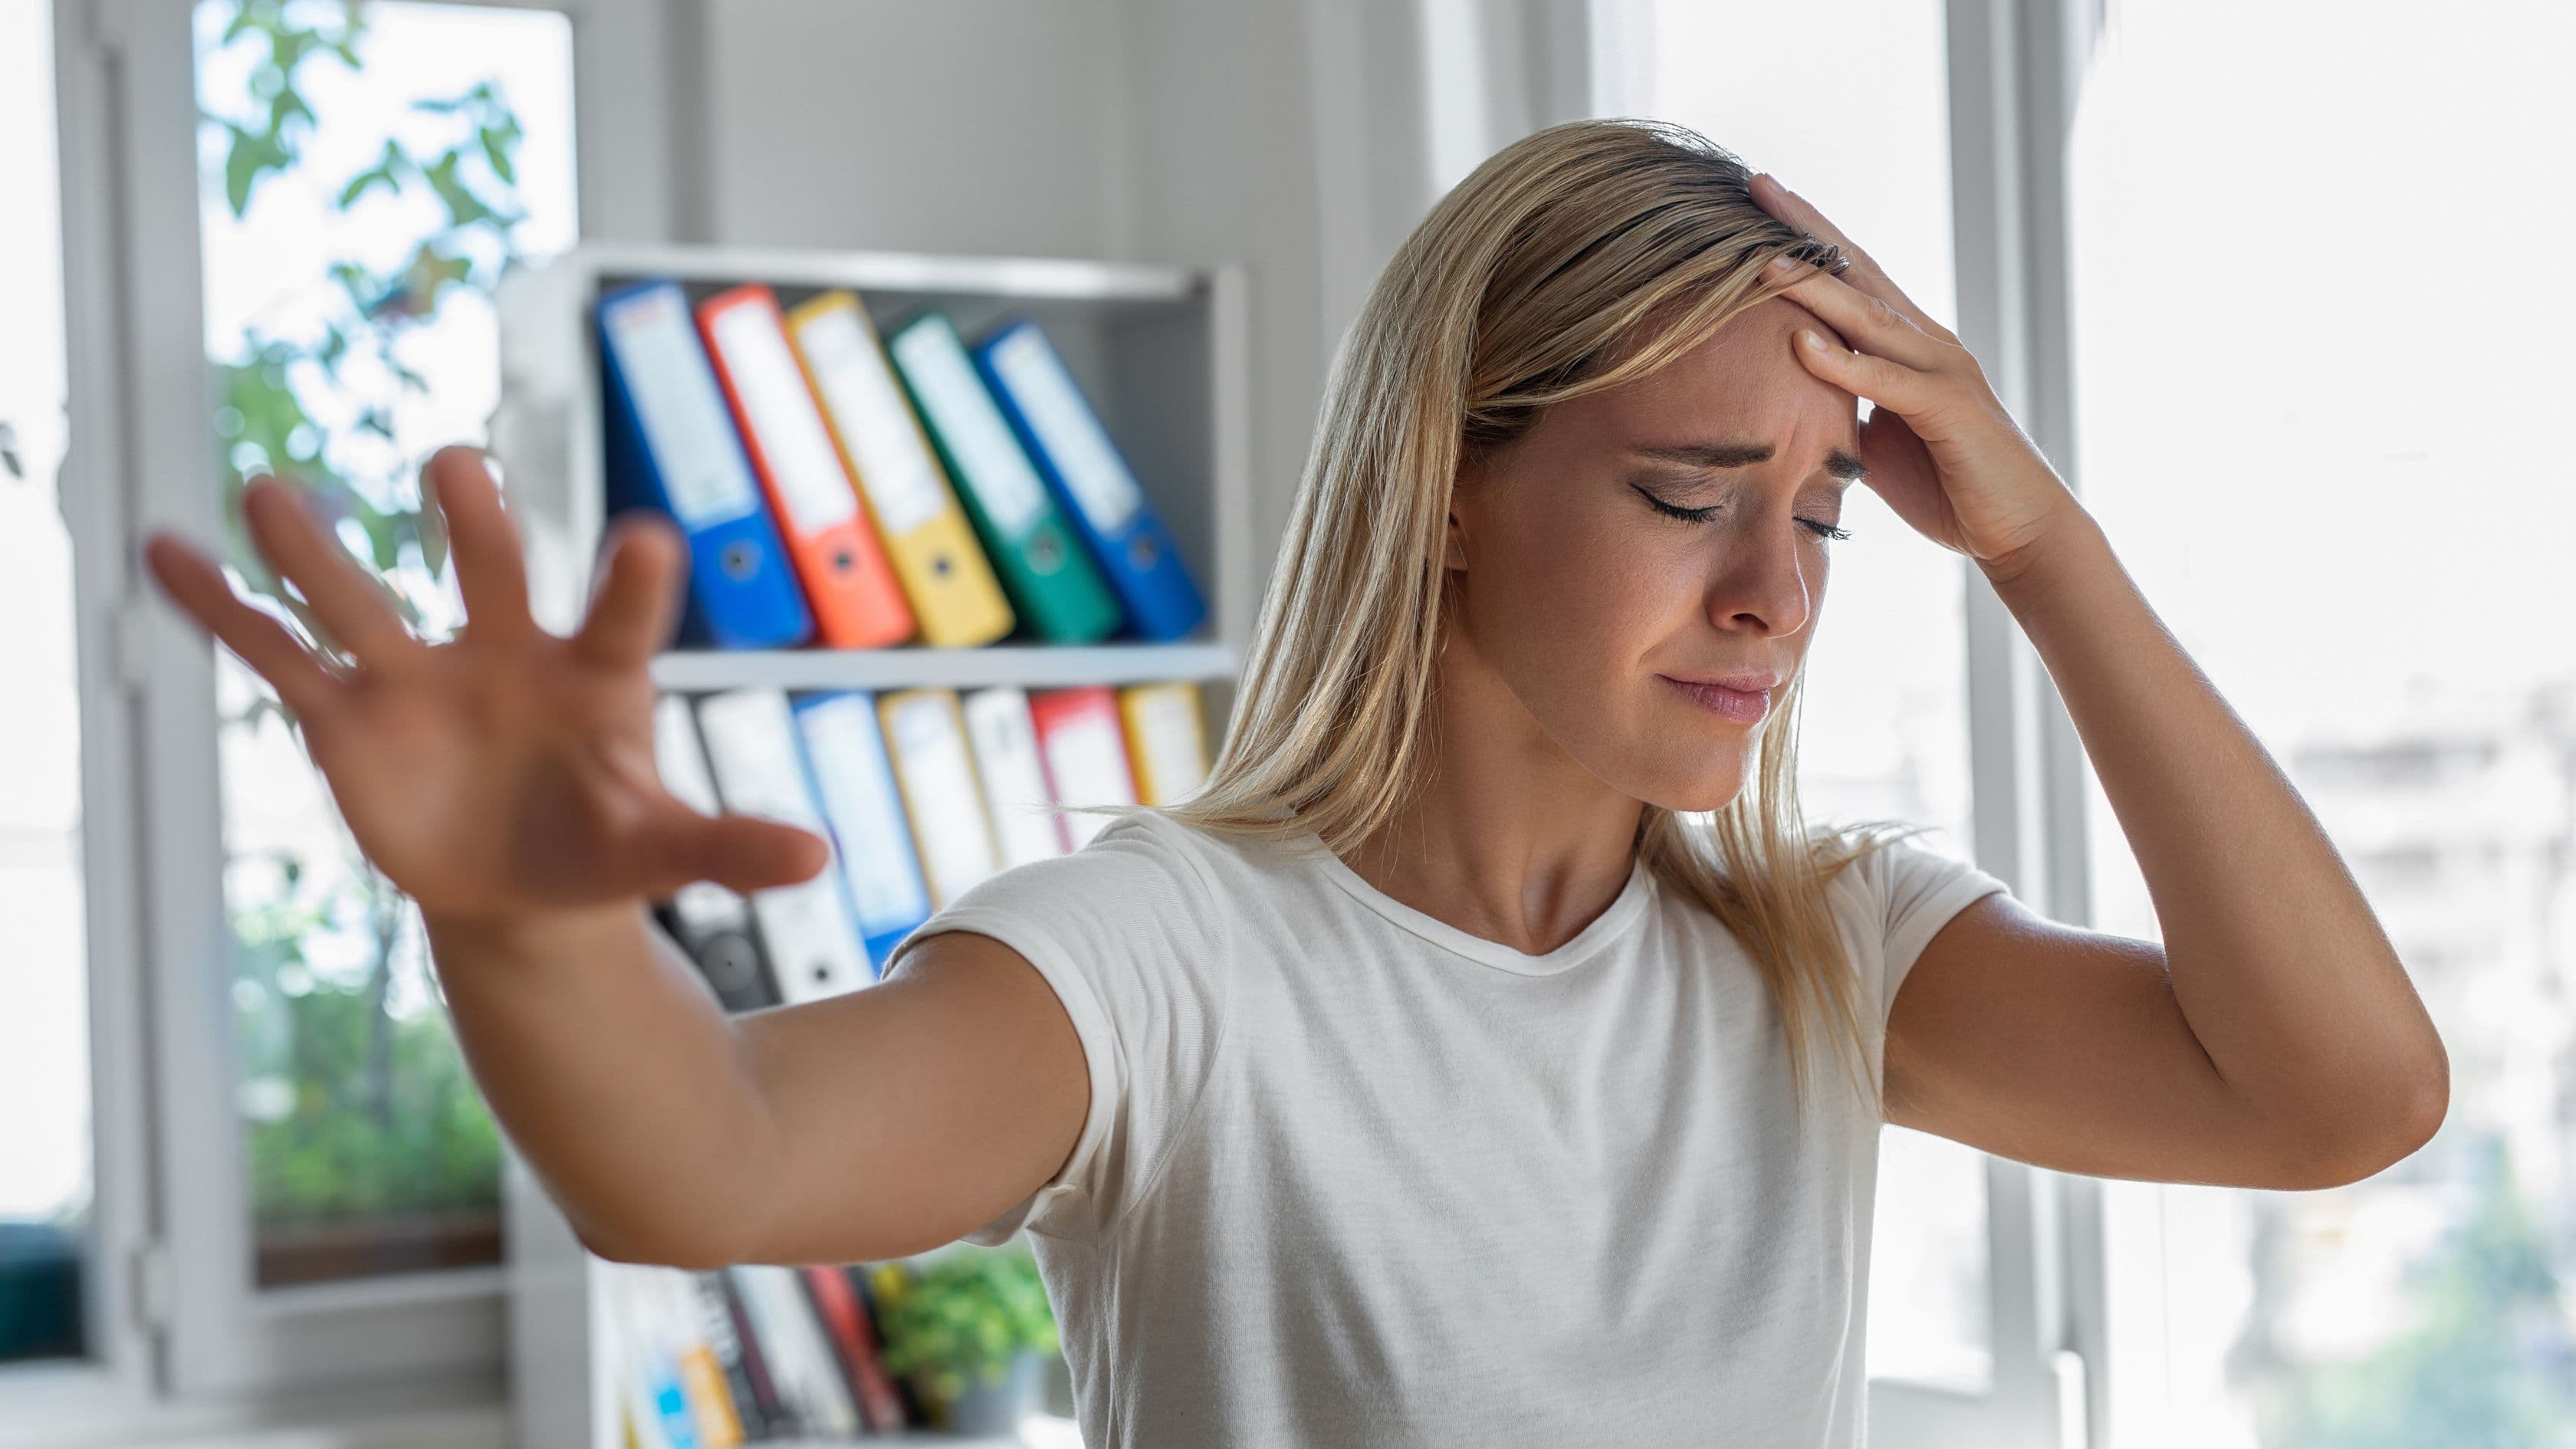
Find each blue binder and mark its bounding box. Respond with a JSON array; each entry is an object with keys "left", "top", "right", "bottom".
[
  {"left": 790, "top": 690, "right": 934, "bottom": 971},
  {"left": 972, "top": 318, "right": 1208, "bottom": 641},
  {"left": 596, "top": 280, "right": 813, "bottom": 650}
]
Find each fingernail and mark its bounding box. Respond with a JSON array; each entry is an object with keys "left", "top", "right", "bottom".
[
  {"left": 1798, "top": 329, "right": 1829, "bottom": 353},
  {"left": 1764, "top": 254, "right": 1797, "bottom": 277}
]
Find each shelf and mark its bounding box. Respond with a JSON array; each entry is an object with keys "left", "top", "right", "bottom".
[{"left": 649, "top": 642, "right": 1238, "bottom": 694}]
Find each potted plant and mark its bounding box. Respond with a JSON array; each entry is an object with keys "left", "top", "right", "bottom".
[{"left": 875, "top": 1243, "right": 1061, "bottom": 1435}]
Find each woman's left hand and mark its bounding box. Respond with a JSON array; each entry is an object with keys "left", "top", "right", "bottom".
[{"left": 1748, "top": 172, "right": 2085, "bottom": 585}]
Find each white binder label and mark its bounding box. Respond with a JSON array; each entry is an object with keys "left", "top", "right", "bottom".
[
  {"left": 602, "top": 287, "right": 764, "bottom": 531},
  {"left": 692, "top": 688, "right": 869, "bottom": 1001},
  {"left": 794, "top": 305, "right": 949, "bottom": 537},
  {"left": 707, "top": 302, "right": 861, "bottom": 533},
  {"left": 890, "top": 317, "right": 1050, "bottom": 537},
  {"left": 987, "top": 326, "right": 1145, "bottom": 537},
  {"left": 962, "top": 688, "right": 1065, "bottom": 868},
  {"left": 882, "top": 692, "right": 1001, "bottom": 909},
  {"left": 794, "top": 693, "right": 933, "bottom": 936}
]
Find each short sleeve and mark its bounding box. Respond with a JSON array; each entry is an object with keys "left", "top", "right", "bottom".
[
  {"left": 880, "top": 809, "right": 1230, "bottom": 1247},
  {"left": 1834, "top": 836, "right": 2013, "bottom": 1022}
]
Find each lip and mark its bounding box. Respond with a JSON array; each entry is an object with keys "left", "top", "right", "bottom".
[{"left": 1659, "top": 672, "right": 1774, "bottom": 724}]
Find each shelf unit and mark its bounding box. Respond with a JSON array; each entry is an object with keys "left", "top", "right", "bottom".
[{"left": 489, "top": 241, "right": 1254, "bottom": 1449}]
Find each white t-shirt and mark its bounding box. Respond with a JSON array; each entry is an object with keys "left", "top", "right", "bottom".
[{"left": 883, "top": 807, "right": 2010, "bottom": 1448}]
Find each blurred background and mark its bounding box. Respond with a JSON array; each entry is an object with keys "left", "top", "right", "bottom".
[{"left": 2, "top": 1, "right": 2571, "bottom": 1446}]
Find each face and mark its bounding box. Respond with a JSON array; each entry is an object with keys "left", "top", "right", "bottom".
[{"left": 1442, "top": 295, "right": 1863, "bottom": 813}]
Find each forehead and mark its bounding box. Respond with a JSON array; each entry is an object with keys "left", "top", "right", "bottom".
[{"left": 1583, "top": 295, "right": 1859, "bottom": 443}]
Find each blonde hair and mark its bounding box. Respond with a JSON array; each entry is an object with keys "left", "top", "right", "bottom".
[{"left": 1162, "top": 117, "right": 1927, "bottom": 1121}]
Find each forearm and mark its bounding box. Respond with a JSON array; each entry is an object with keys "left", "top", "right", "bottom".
[
  {"left": 1985, "top": 510, "right": 2449, "bottom": 1162},
  {"left": 423, "top": 899, "right": 787, "bottom": 1267}
]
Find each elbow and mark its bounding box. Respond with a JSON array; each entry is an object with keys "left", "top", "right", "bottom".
[
  {"left": 2285, "top": 1048, "right": 2451, "bottom": 1191},
  {"left": 571, "top": 1214, "right": 740, "bottom": 1272}
]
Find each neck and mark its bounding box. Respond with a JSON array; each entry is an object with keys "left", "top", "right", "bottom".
[{"left": 1337, "top": 624, "right": 1644, "bottom": 956}]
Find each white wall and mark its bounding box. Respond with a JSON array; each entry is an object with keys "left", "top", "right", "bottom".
[{"left": 697, "top": 0, "right": 1468, "bottom": 567}]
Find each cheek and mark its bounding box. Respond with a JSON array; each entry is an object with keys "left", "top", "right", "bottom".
[{"left": 1464, "top": 498, "right": 1695, "bottom": 672}]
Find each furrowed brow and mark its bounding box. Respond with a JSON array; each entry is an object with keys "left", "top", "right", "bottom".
[{"left": 1631, "top": 440, "right": 1774, "bottom": 469}]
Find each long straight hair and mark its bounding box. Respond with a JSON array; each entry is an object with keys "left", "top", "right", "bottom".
[{"left": 1160, "top": 117, "right": 1927, "bottom": 1121}]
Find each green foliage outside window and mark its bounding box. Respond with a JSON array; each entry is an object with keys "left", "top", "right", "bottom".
[{"left": 202, "top": 0, "right": 536, "bottom": 1244}]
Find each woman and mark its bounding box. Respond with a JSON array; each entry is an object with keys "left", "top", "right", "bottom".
[{"left": 143, "top": 119, "right": 2448, "bottom": 1446}]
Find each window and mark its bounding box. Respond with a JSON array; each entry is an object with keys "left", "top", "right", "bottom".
[
  {"left": 2070, "top": 3, "right": 2576, "bottom": 1442},
  {"left": 191, "top": 0, "right": 577, "bottom": 1288},
  {"left": 0, "top": 0, "right": 86, "bottom": 1372},
  {"left": 1620, "top": 0, "right": 1991, "bottom": 1392}
]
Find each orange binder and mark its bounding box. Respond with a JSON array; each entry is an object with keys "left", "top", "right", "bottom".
[{"left": 698, "top": 284, "right": 915, "bottom": 649}]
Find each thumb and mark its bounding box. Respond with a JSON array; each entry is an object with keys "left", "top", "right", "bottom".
[{"left": 647, "top": 808, "right": 835, "bottom": 896}]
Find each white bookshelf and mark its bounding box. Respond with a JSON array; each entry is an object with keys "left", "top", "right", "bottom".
[{"left": 489, "top": 242, "right": 1254, "bottom": 1449}]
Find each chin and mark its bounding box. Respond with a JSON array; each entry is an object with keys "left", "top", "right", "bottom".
[{"left": 1623, "top": 749, "right": 1754, "bottom": 816}]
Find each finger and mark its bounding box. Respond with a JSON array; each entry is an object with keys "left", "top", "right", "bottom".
[
  {"left": 571, "top": 512, "right": 687, "bottom": 669},
  {"left": 1790, "top": 327, "right": 1947, "bottom": 418},
  {"left": 1762, "top": 258, "right": 1955, "bottom": 373},
  {"left": 422, "top": 446, "right": 536, "bottom": 644},
  {"left": 1750, "top": 172, "right": 1951, "bottom": 340},
  {"left": 142, "top": 531, "right": 347, "bottom": 718},
  {"left": 238, "top": 475, "right": 425, "bottom": 668},
  {"left": 637, "top": 801, "right": 833, "bottom": 896}
]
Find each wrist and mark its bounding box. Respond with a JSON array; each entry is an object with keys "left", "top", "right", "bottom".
[
  {"left": 420, "top": 897, "right": 652, "bottom": 983},
  {"left": 1975, "top": 502, "right": 2108, "bottom": 597}
]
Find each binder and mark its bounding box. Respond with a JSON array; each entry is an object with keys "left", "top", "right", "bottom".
[
  {"left": 596, "top": 281, "right": 813, "bottom": 650},
  {"left": 1118, "top": 681, "right": 1213, "bottom": 806},
  {"left": 797, "top": 1264, "right": 908, "bottom": 1433},
  {"left": 961, "top": 685, "right": 1068, "bottom": 867},
  {"left": 649, "top": 695, "right": 780, "bottom": 1012},
  {"left": 884, "top": 311, "right": 1123, "bottom": 643},
  {"left": 786, "top": 291, "right": 1015, "bottom": 648},
  {"left": 610, "top": 1267, "right": 708, "bottom": 1449},
  {"left": 697, "top": 284, "right": 915, "bottom": 649},
  {"left": 790, "top": 691, "right": 934, "bottom": 971},
  {"left": 1027, "top": 685, "right": 1139, "bottom": 851},
  {"left": 725, "top": 1265, "right": 859, "bottom": 1437},
  {"left": 875, "top": 688, "right": 1002, "bottom": 909},
  {"left": 976, "top": 317, "right": 1208, "bottom": 640},
  {"left": 691, "top": 688, "right": 873, "bottom": 1004},
  {"left": 688, "top": 1271, "right": 777, "bottom": 1441}
]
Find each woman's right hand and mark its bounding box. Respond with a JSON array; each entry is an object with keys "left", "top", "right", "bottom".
[{"left": 143, "top": 445, "right": 832, "bottom": 930}]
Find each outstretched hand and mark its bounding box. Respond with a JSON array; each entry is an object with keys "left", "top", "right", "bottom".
[
  {"left": 1749, "top": 172, "right": 2086, "bottom": 585},
  {"left": 143, "top": 445, "right": 831, "bottom": 928}
]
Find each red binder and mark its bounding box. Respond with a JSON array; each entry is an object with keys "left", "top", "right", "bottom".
[
  {"left": 798, "top": 1263, "right": 909, "bottom": 1432},
  {"left": 698, "top": 284, "right": 916, "bottom": 649}
]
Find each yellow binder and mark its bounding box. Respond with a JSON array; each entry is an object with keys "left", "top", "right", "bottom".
[
  {"left": 1118, "top": 682, "right": 1212, "bottom": 806},
  {"left": 786, "top": 291, "right": 1015, "bottom": 647}
]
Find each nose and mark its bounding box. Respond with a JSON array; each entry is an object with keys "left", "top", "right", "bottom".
[{"left": 1707, "top": 508, "right": 1815, "bottom": 639}]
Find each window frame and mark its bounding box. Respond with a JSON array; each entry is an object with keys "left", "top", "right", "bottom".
[{"left": 17, "top": 0, "right": 691, "bottom": 1431}]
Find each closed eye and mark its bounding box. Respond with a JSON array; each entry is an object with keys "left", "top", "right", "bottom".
[{"left": 1633, "top": 485, "right": 1851, "bottom": 541}]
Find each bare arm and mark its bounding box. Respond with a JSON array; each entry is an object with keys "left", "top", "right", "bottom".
[
  {"left": 145, "top": 445, "right": 1086, "bottom": 1270},
  {"left": 1746, "top": 173, "right": 2449, "bottom": 1187},
  {"left": 428, "top": 905, "right": 1086, "bottom": 1267},
  {"left": 1885, "top": 518, "right": 2446, "bottom": 1189}
]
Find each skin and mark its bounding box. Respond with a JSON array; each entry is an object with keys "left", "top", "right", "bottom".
[{"left": 138, "top": 176, "right": 2451, "bottom": 1270}]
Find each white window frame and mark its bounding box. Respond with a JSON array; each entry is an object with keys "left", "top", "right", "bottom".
[{"left": 15, "top": 0, "right": 691, "bottom": 1435}]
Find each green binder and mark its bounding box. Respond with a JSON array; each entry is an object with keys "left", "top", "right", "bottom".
[{"left": 884, "top": 312, "right": 1123, "bottom": 644}]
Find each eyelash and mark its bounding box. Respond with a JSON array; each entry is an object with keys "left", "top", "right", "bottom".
[{"left": 1637, "top": 488, "right": 1852, "bottom": 541}]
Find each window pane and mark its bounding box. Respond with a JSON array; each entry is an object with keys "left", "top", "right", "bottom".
[
  {"left": 2072, "top": 3, "right": 2576, "bottom": 1442},
  {"left": 0, "top": 0, "right": 88, "bottom": 1368},
  {"left": 192, "top": 0, "right": 577, "bottom": 1287},
  {"left": 1633, "top": 0, "right": 1989, "bottom": 1391}
]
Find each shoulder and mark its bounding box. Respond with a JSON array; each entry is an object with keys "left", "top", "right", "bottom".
[{"left": 1817, "top": 828, "right": 2013, "bottom": 1004}]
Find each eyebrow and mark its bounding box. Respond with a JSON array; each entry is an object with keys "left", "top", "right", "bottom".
[{"left": 1631, "top": 440, "right": 1868, "bottom": 484}]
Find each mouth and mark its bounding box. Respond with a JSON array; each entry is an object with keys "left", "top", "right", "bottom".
[{"left": 1658, "top": 673, "right": 1774, "bottom": 724}]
